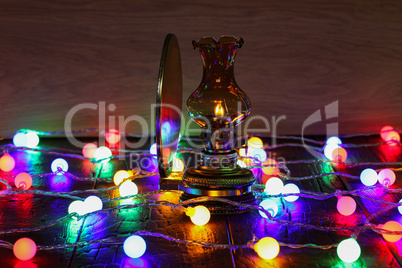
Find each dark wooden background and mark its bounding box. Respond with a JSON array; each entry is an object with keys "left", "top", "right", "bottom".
[{"left": 0, "top": 0, "right": 401, "bottom": 137}]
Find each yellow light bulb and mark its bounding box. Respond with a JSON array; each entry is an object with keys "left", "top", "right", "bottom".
[
  {"left": 248, "top": 137, "right": 263, "bottom": 149},
  {"left": 172, "top": 158, "right": 185, "bottom": 172},
  {"left": 254, "top": 237, "right": 280, "bottom": 260},
  {"left": 113, "top": 170, "right": 131, "bottom": 186},
  {"left": 189, "top": 205, "right": 210, "bottom": 226}
]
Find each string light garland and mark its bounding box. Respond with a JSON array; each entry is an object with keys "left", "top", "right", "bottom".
[{"left": 0, "top": 128, "right": 401, "bottom": 264}]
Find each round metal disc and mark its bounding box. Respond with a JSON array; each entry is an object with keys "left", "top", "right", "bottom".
[{"left": 156, "top": 34, "right": 183, "bottom": 179}]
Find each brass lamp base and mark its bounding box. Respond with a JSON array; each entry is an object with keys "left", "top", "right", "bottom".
[{"left": 179, "top": 166, "right": 257, "bottom": 214}]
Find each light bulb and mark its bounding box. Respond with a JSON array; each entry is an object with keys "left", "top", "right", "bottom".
[
  {"left": 248, "top": 137, "right": 263, "bottom": 149},
  {"left": 331, "top": 147, "right": 347, "bottom": 163},
  {"left": 84, "top": 196, "right": 103, "bottom": 213},
  {"left": 264, "top": 177, "right": 284, "bottom": 196},
  {"left": 149, "top": 143, "right": 157, "bottom": 155},
  {"left": 15, "top": 173, "right": 33, "bottom": 190},
  {"left": 94, "top": 146, "right": 112, "bottom": 162},
  {"left": 323, "top": 143, "right": 340, "bottom": 160},
  {"left": 119, "top": 181, "right": 138, "bottom": 197},
  {"left": 186, "top": 36, "right": 250, "bottom": 152},
  {"left": 254, "top": 237, "right": 280, "bottom": 260},
  {"left": 82, "top": 143, "right": 98, "bottom": 159},
  {"left": 172, "top": 158, "right": 185, "bottom": 172},
  {"left": 398, "top": 199, "right": 402, "bottom": 215},
  {"left": 51, "top": 158, "right": 69, "bottom": 174},
  {"left": 123, "top": 235, "right": 146, "bottom": 258},
  {"left": 262, "top": 158, "right": 279, "bottom": 176},
  {"left": 251, "top": 148, "right": 267, "bottom": 163},
  {"left": 13, "top": 237, "right": 37, "bottom": 261},
  {"left": 382, "top": 221, "right": 402, "bottom": 242},
  {"left": 360, "top": 168, "right": 378, "bottom": 186},
  {"left": 326, "top": 136, "right": 342, "bottom": 145},
  {"left": 384, "top": 131, "right": 400, "bottom": 146},
  {"left": 337, "top": 196, "right": 356, "bottom": 216},
  {"left": 105, "top": 129, "right": 121, "bottom": 145},
  {"left": 378, "top": 169, "right": 396, "bottom": 187},
  {"left": 0, "top": 153, "right": 15, "bottom": 172},
  {"left": 380, "top": 125, "right": 394, "bottom": 140},
  {"left": 13, "top": 132, "right": 27, "bottom": 147},
  {"left": 68, "top": 200, "right": 85, "bottom": 216},
  {"left": 282, "top": 183, "right": 300, "bottom": 202},
  {"left": 239, "top": 148, "right": 247, "bottom": 157},
  {"left": 113, "top": 170, "right": 131, "bottom": 186},
  {"left": 25, "top": 132, "right": 39, "bottom": 148},
  {"left": 187, "top": 205, "right": 211, "bottom": 226},
  {"left": 259, "top": 199, "right": 279, "bottom": 218},
  {"left": 337, "top": 238, "right": 360, "bottom": 263},
  {"left": 237, "top": 159, "right": 247, "bottom": 168}
]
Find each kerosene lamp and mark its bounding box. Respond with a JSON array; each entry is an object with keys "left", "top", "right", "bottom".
[
  {"left": 180, "top": 36, "right": 257, "bottom": 214},
  {"left": 156, "top": 34, "right": 256, "bottom": 214}
]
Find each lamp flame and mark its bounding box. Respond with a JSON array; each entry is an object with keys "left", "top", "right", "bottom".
[{"left": 215, "top": 102, "right": 225, "bottom": 117}]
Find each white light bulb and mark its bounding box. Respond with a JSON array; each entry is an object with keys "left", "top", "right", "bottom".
[
  {"left": 326, "top": 136, "right": 342, "bottom": 145},
  {"left": 119, "top": 181, "right": 138, "bottom": 197},
  {"left": 25, "top": 132, "right": 40, "bottom": 148},
  {"left": 323, "top": 143, "right": 340, "bottom": 160},
  {"left": 265, "top": 177, "right": 284, "bottom": 196},
  {"left": 13, "top": 132, "right": 27, "bottom": 147},
  {"left": 51, "top": 158, "right": 69, "bottom": 174},
  {"left": 84, "top": 196, "right": 103, "bottom": 214},
  {"left": 282, "top": 183, "right": 300, "bottom": 202},
  {"left": 360, "top": 168, "right": 378, "bottom": 186},
  {"left": 124, "top": 235, "right": 146, "bottom": 258},
  {"left": 150, "top": 143, "right": 157, "bottom": 155},
  {"left": 259, "top": 199, "right": 279, "bottom": 218}
]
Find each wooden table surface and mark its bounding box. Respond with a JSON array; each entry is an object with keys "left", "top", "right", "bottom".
[{"left": 0, "top": 135, "right": 401, "bottom": 267}]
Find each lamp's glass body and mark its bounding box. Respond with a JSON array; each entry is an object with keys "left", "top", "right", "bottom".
[
  {"left": 187, "top": 36, "right": 251, "bottom": 153},
  {"left": 181, "top": 36, "right": 256, "bottom": 214}
]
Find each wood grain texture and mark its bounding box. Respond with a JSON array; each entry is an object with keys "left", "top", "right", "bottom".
[{"left": 0, "top": 0, "right": 401, "bottom": 137}]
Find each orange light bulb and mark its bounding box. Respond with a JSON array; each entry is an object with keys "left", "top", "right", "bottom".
[
  {"left": 382, "top": 221, "right": 402, "bottom": 242},
  {"left": 0, "top": 153, "right": 15, "bottom": 172},
  {"left": 332, "top": 147, "right": 347, "bottom": 163},
  {"left": 13, "top": 237, "right": 36, "bottom": 261},
  {"left": 14, "top": 173, "right": 33, "bottom": 190},
  {"left": 262, "top": 158, "right": 279, "bottom": 176}
]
